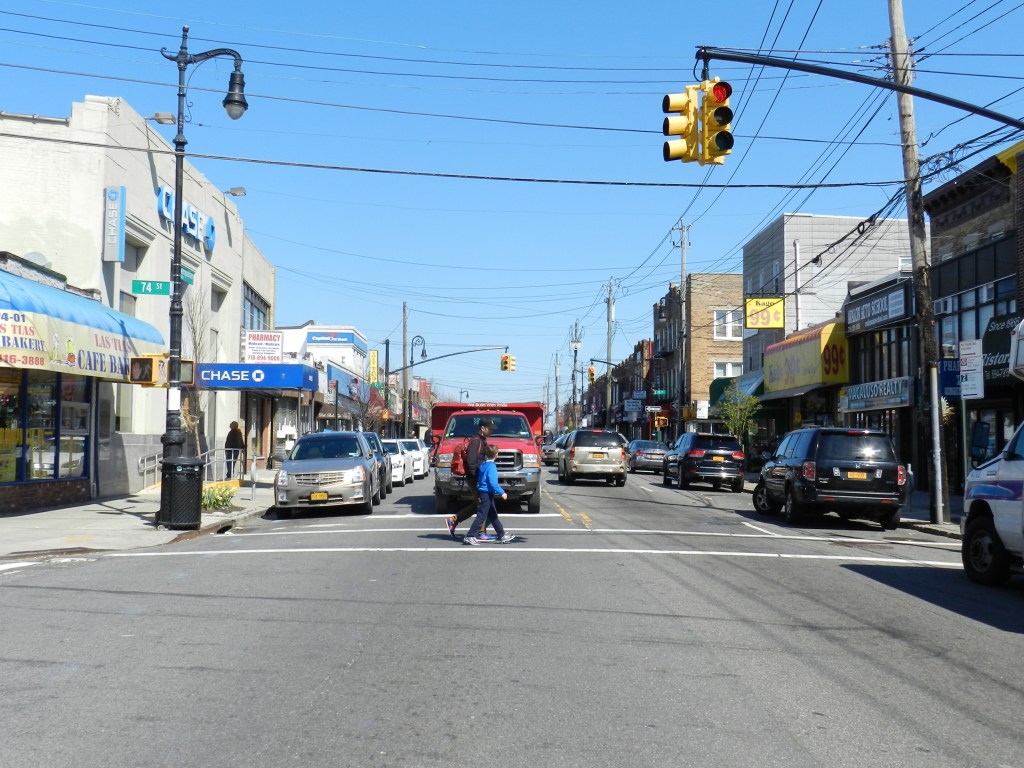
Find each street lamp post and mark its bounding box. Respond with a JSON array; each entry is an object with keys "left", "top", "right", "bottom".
[
  {"left": 459, "top": 389, "right": 469, "bottom": 401},
  {"left": 157, "top": 26, "right": 247, "bottom": 526},
  {"left": 405, "top": 335, "right": 427, "bottom": 436}
]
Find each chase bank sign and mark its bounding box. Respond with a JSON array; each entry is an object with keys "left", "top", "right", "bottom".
[
  {"left": 197, "top": 363, "right": 318, "bottom": 390},
  {"left": 157, "top": 185, "right": 216, "bottom": 252}
]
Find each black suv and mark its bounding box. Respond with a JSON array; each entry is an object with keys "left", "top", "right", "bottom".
[
  {"left": 751, "top": 426, "right": 907, "bottom": 529},
  {"left": 662, "top": 432, "right": 745, "bottom": 492}
]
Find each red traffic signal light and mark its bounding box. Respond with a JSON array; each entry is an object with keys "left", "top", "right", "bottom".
[
  {"left": 500, "top": 353, "right": 510, "bottom": 371},
  {"left": 701, "top": 79, "right": 734, "bottom": 165}
]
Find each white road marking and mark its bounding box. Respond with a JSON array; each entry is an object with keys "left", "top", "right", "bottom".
[
  {"left": 104, "top": 547, "right": 960, "bottom": 568},
  {"left": 0, "top": 562, "right": 39, "bottom": 573},
  {"left": 743, "top": 522, "right": 782, "bottom": 537}
]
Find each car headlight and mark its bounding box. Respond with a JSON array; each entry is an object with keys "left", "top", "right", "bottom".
[
  {"left": 349, "top": 466, "right": 366, "bottom": 483},
  {"left": 437, "top": 452, "right": 453, "bottom": 467},
  {"left": 276, "top": 469, "right": 288, "bottom": 487},
  {"left": 522, "top": 453, "right": 540, "bottom": 467}
]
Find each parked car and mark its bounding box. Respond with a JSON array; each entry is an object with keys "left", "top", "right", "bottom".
[
  {"left": 961, "top": 420, "right": 1024, "bottom": 585},
  {"left": 542, "top": 434, "right": 568, "bottom": 466},
  {"left": 627, "top": 439, "right": 668, "bottom": 474},
  {"left": 400, "top": 438, "right": 430, "bottom": 478},
  {"left": 751, "top": 426, "right": 907, "bottom": 529},
  {"left": 383, "top": 439, "right": 415, "bottom": 486},
  {"left": 360, "top": 431, "right": 394, "bottom": 498},
  {"left": 663, "top": 432, "right": 745, "bottom": 492},
  {"left": 557, "top": 429, "right": 627, "bottom": 486},
  {"left": 274, "top": 431, "right": 381, "bottom": 518}
]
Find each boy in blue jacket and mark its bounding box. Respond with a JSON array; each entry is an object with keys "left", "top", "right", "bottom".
[{"left": 463, "top": 445, "right": 515, "bottom": 545}]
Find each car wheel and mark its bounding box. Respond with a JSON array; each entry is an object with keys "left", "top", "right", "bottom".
[
  {"left": 880, "top": 507, "right": 900, "bottom": 531},
  {"left": 434, "top": 489, "right": 449, "bottom": 515},
  {"left": 676, "top": 469, "right": 688, "bottom": 490},
  {"left": 557, "top": 462, "right": 565, "bottom": 483},
  {"left": 752, "top": 482, "right": 779, "bottom": 514},
  {"left": 781, "top": 486, "right": 802, "bottom": 524},
  {"left": 565, "top": 468, "right": 576, "bottom": 485},
  {"left": 629, "top": 460, "right": 636, "bottom": 474},
  {"left": 662, "top": 467, "right": 671, "bottom": 486},
  {"left": 276, "top": 507, "right": 291, "bottom": 520},
  {"left": 616, "top": 476, "right": 626, "bottom": 487},
  {"left": 362, "top": 483, "right": 374, "bottom": 514},
  {"left": 527, "top": 491, "right": 541, "bottom": 514},
  {"left": 396, "top": 474, "right": 405, "bottom": 487},
  {"left": 962, "top": 517, "right": 1012, "bottom": 585},
  {"left": 386, "top": 474, "right": 394, "bottom": 494},
  {"left": 731, "top": 477, "right": 744, "bottom": 493}
]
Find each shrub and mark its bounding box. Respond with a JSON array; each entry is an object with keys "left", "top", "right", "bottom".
[{"left": 201, "top": 483, "right": 236, "bottom": 511}]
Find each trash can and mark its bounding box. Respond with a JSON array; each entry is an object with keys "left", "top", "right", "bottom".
[{"left": 157, "top": 457, "right": 204, "bottom": 530}]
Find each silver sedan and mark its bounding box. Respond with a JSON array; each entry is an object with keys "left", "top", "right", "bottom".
[{"left": 274, "top": 432, "right": 381, "bottom": 518}]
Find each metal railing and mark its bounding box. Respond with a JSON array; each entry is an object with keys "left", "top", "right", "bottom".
[{"left": 137, "top": 447, "right": 248, "bottom": 487}]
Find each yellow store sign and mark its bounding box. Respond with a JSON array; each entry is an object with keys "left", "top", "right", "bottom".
[{"left": 764, "top": 322, "right": 848, "bottom": 392}]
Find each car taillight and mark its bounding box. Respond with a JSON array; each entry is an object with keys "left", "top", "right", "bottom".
[
  {"left": 802, "top": 461, "right": 815, "bottom": 481},
  {"left": 897, "top": 465, "right": 906, "bottom": 486},
  {"left": 570, "top": 447, "right": 576, "bottom": 459},
  {"left": 731, "top": 452, "right": 745, "bottom": 460},
  {"left": 687, "top": 450, "right": 705, "bottom": 458}
]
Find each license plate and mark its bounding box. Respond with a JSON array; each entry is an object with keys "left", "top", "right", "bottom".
[
  {"left": 847, "top": 471, "right": 867, "bottom": 480},
  {"left": 592, "top": 452, "right": 605, "bottom": 459},
  {"left": 713, "top": 456, "right": 724, "bottom": 462},
  {"left": 309, "top": 491, "right": 329, "bottom": 502}
]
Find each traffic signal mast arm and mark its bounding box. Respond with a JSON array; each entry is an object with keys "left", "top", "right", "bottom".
[
  {"left": 389, "top": 345, "right": 508, "bottom": 374},
  {"left": 696, "top": 46, "right": 1024, "bottom": 132}
]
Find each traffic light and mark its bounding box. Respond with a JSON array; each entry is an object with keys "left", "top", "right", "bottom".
[
  {"left": 662, "top": 85, "right": 700, "bottom": 164},
  {"left": 128, "top": 356, "right": 158, "bottom": 385},
  {"left": 508, "top": 356, "right": 516, "bottom": 371},
  {"left": 588, "top": 366, "right": 596, "bottom": 384},
  {"left": 180, "top": 359, "right": 195, "bottom": 386},
  {"left": 700, "top": 78, "right": 734, "bottom": 165},
  {"left": 500, "top": 353, "right": 510, "bottom": 371}
]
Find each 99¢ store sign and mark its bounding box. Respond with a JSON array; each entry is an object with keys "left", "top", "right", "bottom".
[{"left": 744, "top": 297, "right": 785, "bottom": 329}]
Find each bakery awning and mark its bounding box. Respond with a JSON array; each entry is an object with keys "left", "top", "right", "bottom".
[{"left": 0, "top": 267, "right": 164, "bottom": 381}]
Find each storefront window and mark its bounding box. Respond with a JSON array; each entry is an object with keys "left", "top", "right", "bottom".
[
  {"left": 0, "top": 370, "right": 22, "bottom": 482},
  {"left": 59, "top": 375, "right": 89, "bottom": 478},
  {"left": 26, "top": 372, "right": 57, "bottom": 479}
]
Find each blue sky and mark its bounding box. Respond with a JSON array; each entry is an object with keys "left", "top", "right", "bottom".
[{"left": 3, "top": 0, "right": 1023, "bottom": 411}]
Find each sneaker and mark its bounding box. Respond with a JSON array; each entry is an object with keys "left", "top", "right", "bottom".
[
  {"left": 462, "top": 535, "right": 482, "bottom": 546},
  {"left": 445, "top": 516, "right": 457, "bottom": 540},
  {"left": 477, "top": 532, "right": 495, "bottom": 542},
  {"left": 496, "top": 533, "right": 516, "bottom": 544}
]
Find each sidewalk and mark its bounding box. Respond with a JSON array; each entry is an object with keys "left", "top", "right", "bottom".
[
  {"left": 0, "top": 473, "right": 963, "bottom": 562},
  {"left": 0, "top": 471, "right": 276, "bottom": 561}
]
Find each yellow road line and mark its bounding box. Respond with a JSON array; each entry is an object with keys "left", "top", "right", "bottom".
[
  {"left": 578, "top": 513, "right": 592, "bottom": 530},
  {"left": 543, "top": 487, "right": 575, "bottom": 524}
]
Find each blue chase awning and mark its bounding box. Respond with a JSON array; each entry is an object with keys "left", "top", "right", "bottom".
[{"left": 0, "top": 268, "right": 164, "bottom": 381}]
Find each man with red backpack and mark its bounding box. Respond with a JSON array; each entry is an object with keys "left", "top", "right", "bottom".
[{"left": 445, "top": 417, "right": 493, "bottom": 539}]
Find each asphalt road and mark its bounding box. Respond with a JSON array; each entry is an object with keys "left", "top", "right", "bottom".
[{"left": 1, "top": 467, "right": 1021, "bottom": 768}]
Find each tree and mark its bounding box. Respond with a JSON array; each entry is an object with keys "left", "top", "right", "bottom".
[
  {"left": 719, "top": 382, "right": 761, "bottom": 449},
  {"left": 182, "top": 281, "right": 212, "bottom": 457}
]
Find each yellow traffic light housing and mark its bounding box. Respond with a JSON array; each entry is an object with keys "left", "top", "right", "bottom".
[
  {"left": 128, "top": 355, "right": 159, "bottom": 385},
  {"left": 588, "top": 366, "right": 596, "bottom": 384},
  {"left": 662, "top": 85, "right": 700, "bottom": 164},
  {"left": 500, "top": 354, "right": 510, "bottom": 371},
  {"left": 700, "top": 78, "right": 734, "bottom": 165},
  {"left": 508, "top": 356, "right": 516, "bottom": 371},
  {"left": 180, "top": 359, "right": 195, "bottom": 386}
]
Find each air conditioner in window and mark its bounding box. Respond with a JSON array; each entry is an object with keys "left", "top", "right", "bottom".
[{"left": 933, "top": 297, "right": 952, "bottom": 315}]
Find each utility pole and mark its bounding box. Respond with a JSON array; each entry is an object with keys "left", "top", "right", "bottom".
[
  {"left": 554, "top": 358, "right": 561, "bottom": 431},
  {"left": 606, "top": 278, "right": 614, "bottom": 428},
  {"left": 570, "top": 321, "right": 582, "bottom": 430},
  {"left": 677, "top": 221, "right": 688, "bottom": 439},
  {"left": 889, "top": 0, "right": 947, "bottom": 523},
  {"left": 402, "top": 302, "right": 408, "bottom": 439}
]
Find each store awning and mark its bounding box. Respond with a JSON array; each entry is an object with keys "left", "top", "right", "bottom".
[
  {"left": 763, "top": 321, "right": 848, "bottom": 394},
  {"left": 759, "top": 383, "right": 828, "bottom": 402},
  {"left": 0, "top": 267, "right": 164, "bottom": 381},
  {"left": 710, "top": 371, "right": 765, "bottom": 409}
]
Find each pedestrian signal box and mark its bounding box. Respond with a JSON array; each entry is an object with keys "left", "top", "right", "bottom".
[{"left": 129, "top": 356, "right": 158, "bottom": 385}]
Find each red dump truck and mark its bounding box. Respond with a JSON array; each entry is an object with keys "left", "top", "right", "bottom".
[{"left": 431, "top": 402, "right": 544, "bottom": 515}]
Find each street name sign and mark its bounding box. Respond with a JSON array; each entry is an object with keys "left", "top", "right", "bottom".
[{"left": 131, "top": 280, "right": 171, "bottom": 295}]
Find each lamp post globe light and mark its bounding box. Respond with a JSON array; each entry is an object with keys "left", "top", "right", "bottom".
[{"left": 156, "top": 26, "right": 247, "bottom": 528}]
